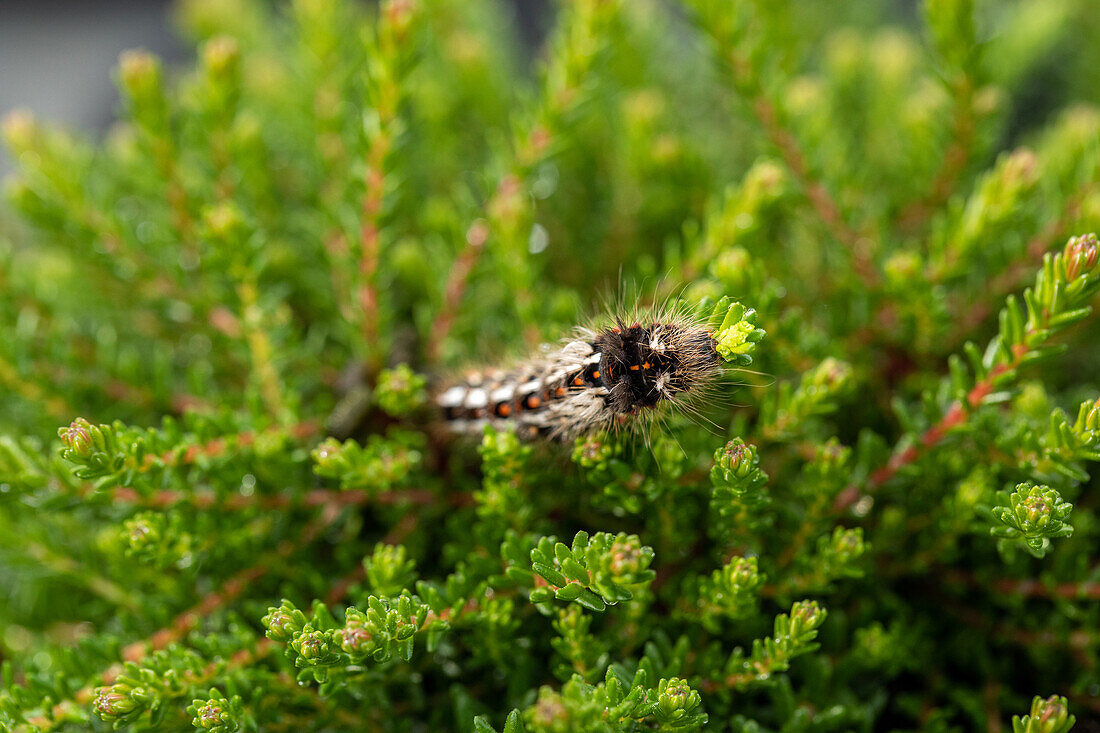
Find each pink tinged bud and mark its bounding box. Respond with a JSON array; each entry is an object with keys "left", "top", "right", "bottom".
[
  {"left": 338, "top": 626, "right": 372, "bottom": 653},
  {"left": 661, "top": 680, "right": 690, "bottom": 711},
  {"left": 118, "top": 50, "right": 161, "bottom": 99},
  {"left": 384, "top": 0, "right": 417, "bottom": 39},
  {"left": 263, "top": 610, "right": 295, "bottom": 641},
  {"left": 197, "top": 702, "right": 224, "bottom": 728},
  {"left": 1064, "top": 233, "right": 1099, "bottom": 280},
  {"left": 94, "top": 689, "right": 137, "bottom": 718},
  {"left": 61, "top": 418, "right": 94, "bottom": 457},
  {"left": 533, "top": 693, "right": 567, "bottom": 724},
  {"left": 202, "top": 36, "right": 240, "bottom": 77},
  {"left": 296, "top": 631, "right": 329, "bottom": 659}
]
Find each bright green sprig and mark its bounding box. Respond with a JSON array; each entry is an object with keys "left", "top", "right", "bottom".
[
  {"left": 1011, "top": 695, "right": 1076, "bottom": 733},
  {"left": 477, "top": 426, "right": 535, "bottom": 527},
  {"left": 793, "top": 527, "right": 868, "bottom": 591},
  {"left": 991, "top": 482, "right": 1073, "bottom": 558},
  {"left": 374, "top": 365, "right": 428, "bottom": 417},
  {"left": 758, "top": 358, "right": 855, "bottom": 442},
  {"left": 709, "top": 439, "right": 771, "bottom": 538},
  {"left": 525, "top": 667, "right": 708, "bottom": 732},
  {"left": 267, "top": 593, "right": 438, "bottom": 681},
  {"left": 92, "top": 647, "right": 210, "bottom": 728},
  {"left": 118, "top": 511, "right": 194, "bottom": 569},
  {"left": 362, "top": 542, "right": 418, "bottom": 597},
  {"left": 974, "top": 234, "right": 1100, "bottom": 383},
  {"left": 1024, "top": 398, "right": 1100, "bottom": 483},
  {"left": 335, "top": 593, "right": 434, "bottom": 664},
  {"left": 186, "top": 689, "right": 249, "bottom": 732},
  {"left": 682, "top": 556, "right": 764, "bottom": 631},
  {"left": 718, "top": 601, "right": 828, "bottom": 691},
  {"left": 261, "top": 599, "right": 310, "bottom": 643},
  {"left": 924, "top": 0, "right": 977, "bottom": 73},
  {"left": 707, "top": 299, "right": 766, "bottom": 366},
  {"left": 551, "top": 606, "right": 610, "bottom": 682},
  {"left": 528, "top": 531, "right": 656, "bottom": 613},
  {"left": 58, "top": 417, "right": 146, "bottom": 483},
  {"left": 311, "top": 429, "right": 424, "bottom": 491}
]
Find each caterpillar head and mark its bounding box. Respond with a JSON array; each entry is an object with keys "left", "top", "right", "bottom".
[{"left": 592, "top": 320, "right": 719, "bottom": 415}]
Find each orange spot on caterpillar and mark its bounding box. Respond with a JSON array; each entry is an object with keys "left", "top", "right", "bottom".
[
  {"left": 592, "top": 370, "right": 600, "bottom": 380},
  {"left": 555, "top": 387, "right": 566, "bottom": 397},
  {"left": 573, "top": 376, "right": 583, "bottom": 386},
  {"left": 497, "top": 404, "right": 512, "bottom": 417},
  {"left": 642, "top": 362, "right": 651, "bottom": 369},
  {"left": 526, "top": 396, "right": 541, "bottom": 409},
  {"left": 629, "top": 365, "right": 640, "bottom": 371}
]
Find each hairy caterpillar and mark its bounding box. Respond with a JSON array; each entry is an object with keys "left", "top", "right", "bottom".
[{"left": 435, "top": 305, "right": 727, "bottom": 441}]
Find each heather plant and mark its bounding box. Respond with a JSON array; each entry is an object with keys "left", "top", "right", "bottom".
[{"left": 1, "top": 0, "right": 1099, "bottom": 731}]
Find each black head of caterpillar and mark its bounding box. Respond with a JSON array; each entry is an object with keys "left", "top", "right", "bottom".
[
  {"left": 592, "top": 320, "right": 718, "bottom": 413},
  {"left": 435, "top": 308, "right": 724, "bottom": 441}
]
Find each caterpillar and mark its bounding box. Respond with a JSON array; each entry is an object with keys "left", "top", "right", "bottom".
[{"left": 434, "top": 306, "right": 725, "bottom": 441}]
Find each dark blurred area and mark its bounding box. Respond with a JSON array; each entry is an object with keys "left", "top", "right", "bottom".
[{"left": 0, "top": 0, "right": 552, "bottom": 176}]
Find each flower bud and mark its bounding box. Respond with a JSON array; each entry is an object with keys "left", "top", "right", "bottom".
[
  {"left": 1023, "top": 694, "right": 1074, "bottom": 733},
  {"left": 383, "top": 0, "right": 418, "bottom": 42},
  {"left": 293, "top": 629, "right": 331, "bottom": 660},
  {"left": 1064, "top": 233, "right": 1099, "bottom": 281},
  {"left": 202, "top": 36, "right": 241, "bottom": 79},
  {"left": 608, "top": 536, "right": 644, "bottom": 576},
  {"left": 336, "top": 624, "right": 372, "bottom": 655},
  {"left": 789, "top": 600, "right": 827, "bottom": 634},
  {"left": 59, "top": 418, "right": 94, "bottom": 458},
  {"left": 93, "top": 687, "right": 139, "bottom": 720},
  {"left": 717, "top": 439, "right": 756, "bottom": 478},
  {"left": 118, "top": 50, "right": 163, "bottom": 107},
  {"left": 262, "top": 604, "right": 305, "bottom": 642},
  {"left": 658, "top": 678, "right": 692, "bottom": 713},
  {"left": 194, "top": 700, "right": 228, "bottom": 730}
]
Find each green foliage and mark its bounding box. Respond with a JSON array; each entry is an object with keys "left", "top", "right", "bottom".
[
  {"left": 1012, "top": 695, "right": 1076, "bottom": 733},
  {"left": 2, "top": 0, "right": 1100, "bottom": 730},
  {"left": 524, "top": 667, "right": 708, "bottom": 732},
  {"left": 991, "top": 482, "right": 1074, "bottom": 558},
  {"left": 527, "top": 531, "right": 656, "bottom": 613},
  {"left": 717, "top": 601, "right": 828, "bottom": 691}
]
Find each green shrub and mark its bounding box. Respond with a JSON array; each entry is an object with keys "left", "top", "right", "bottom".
[{"left": 1, "top": 0, "right": 1099, "bottom": 730}]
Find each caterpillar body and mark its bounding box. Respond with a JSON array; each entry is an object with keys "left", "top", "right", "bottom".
[{"left": 435, "top": 312, "right": 723, "bottom": 441}]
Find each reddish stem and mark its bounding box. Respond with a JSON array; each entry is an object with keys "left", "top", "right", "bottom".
[
  {"left": 426, "top": 220, "right": 489, "bottom": 364},
  {"left": 749, "top": 94, "right": 878, "bottom": 288},
  {"left": 895, "top": 78, "right": 975, "bottom": 230},
  {"left": 944, "top": 568, "right": 1100, "bottom": 601},
  {"left": 359, "top": 161, "right": 385, "bottom": 372},
  {"left": 834, "top": 355, "right": 1019, "bottom": 514},
  {"left": 102, "top": 485, "right": 471, "bottom": 511},
  {"left": 141, "top": 420, "right": 319, "bottom": 470}
]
